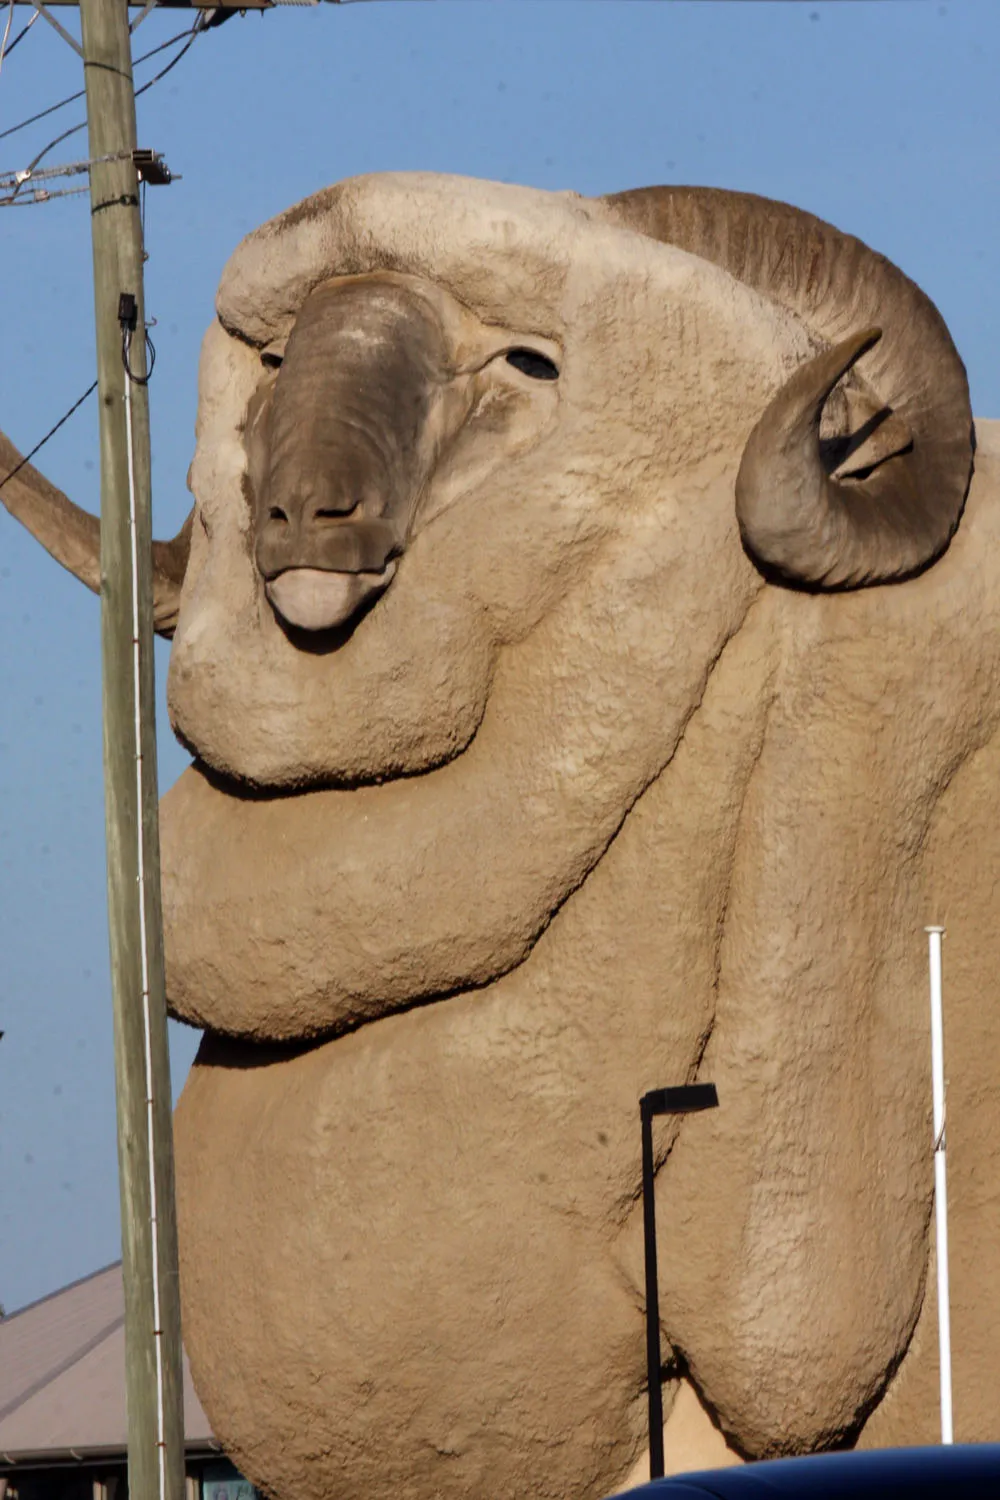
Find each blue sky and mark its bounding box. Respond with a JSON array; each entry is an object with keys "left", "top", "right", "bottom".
[{"left": 1, "top": 0, "right": 997, "bottom": 1314}]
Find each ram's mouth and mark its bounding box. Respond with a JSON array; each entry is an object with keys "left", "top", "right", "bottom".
[{"left": 265, "top": 562, "right": 398, "bottom": 633}]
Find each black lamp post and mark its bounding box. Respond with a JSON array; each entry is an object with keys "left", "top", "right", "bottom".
[{"left": 640, "top": 1082, "right": 720, "bottom": 1480}]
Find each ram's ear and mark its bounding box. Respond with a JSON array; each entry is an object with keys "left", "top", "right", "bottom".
[
  {"left": 1, "top": 430, "right": 192, "bottom": 640},
  {"left": 151, "top": 511, "right": 193, "bottom": 639}
]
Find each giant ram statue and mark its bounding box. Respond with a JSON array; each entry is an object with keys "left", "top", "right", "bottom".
[{"left": 3, "top": 174, "right": 999, "bottom": 1499}]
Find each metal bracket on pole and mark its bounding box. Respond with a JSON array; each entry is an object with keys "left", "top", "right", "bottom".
[
  {"left": 30, "top": 0, "right": 84, "bottom": 54},
  {"left": 132, "top": 149, "right": 174, "bottom": 185},
  {"left": 129, "top": 0, "right": 159, "bottom": 31},
  {"left": 641, "top": 1082, "right": 719, "bottom": 1481}
]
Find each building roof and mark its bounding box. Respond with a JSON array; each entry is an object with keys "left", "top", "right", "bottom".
[{"left": 0, "top": 1264, "right": 216, "bottom": 1465}]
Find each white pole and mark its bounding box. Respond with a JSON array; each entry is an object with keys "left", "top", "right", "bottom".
[{"left": 926, "top": 925, "right": 953, "bottom": 1444}]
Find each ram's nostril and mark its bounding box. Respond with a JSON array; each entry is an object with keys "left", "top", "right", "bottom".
[{"left": 269, "top": 506, "right": 289, "bottom": 523}]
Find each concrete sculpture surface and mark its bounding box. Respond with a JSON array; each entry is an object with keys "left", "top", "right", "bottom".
[{"left": 3, "top": 173, "right": 999, "bottom": 1499}]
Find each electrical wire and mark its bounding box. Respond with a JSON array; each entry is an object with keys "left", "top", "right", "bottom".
[
  {"left": 1, "top": 17, "right": 205, "bottom": 205},
  {"left": 2, "top": 181, "right": 89, "bottom": 205},
  {"left": 1, "top": 12, "right": 40, "bottom": 65},
  {"left": 4, "top": 118, "right": 87, "bottom": 198},
  {"left": 134, "top": 13, "right": 207, "bottom": 102},
  {"left": 2, "top": 145, "right": 146, "bottom": 192},
  {"left": 0, "top": 85, "right": 87, "bottom": 147},
  {"left": 0, "top": 21, "right": 203, "bottom": 147},
  {"left": 122, "top": 321, "right": 156, "bottom": 387},
  {"left": 0, "top": 147, "right": 156, "bottom": 205},
  {"left": 0, "top": 380, "right": 98, "bottom": 494}
]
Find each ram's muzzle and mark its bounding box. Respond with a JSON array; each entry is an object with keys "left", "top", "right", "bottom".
[{"left": 245, "top": 274, "right": 453, "bottom": 633}]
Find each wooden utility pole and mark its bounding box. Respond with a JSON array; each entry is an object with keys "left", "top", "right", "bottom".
[
  {"left": 77, "top": 4, "right": 184, "bottom": 1500},
  {"left": 5, "top": 7, "right": 332, "bottom": 1495}
]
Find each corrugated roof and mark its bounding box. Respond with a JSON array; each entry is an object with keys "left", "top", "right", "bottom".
[{"left": 0, "top": 1264, "right": 215, "bottom": 1463}]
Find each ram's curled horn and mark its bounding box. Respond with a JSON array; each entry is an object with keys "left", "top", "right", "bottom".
[
  {"left": 598, "top": 185, "right": 975, "bottom": 588},
  {"left": 0, "top": 430, "right": 192, "bottom": 638},
  {"left": 735, "top": 327, "right": 900, "bottom": 588}
]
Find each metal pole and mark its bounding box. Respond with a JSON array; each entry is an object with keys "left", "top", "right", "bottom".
[
  {"left": 641, "top": 1098, "right": 666, "bottom": 1482},
  {"left": 640, "top": 1083, "right": 719, "bottom": 1481},
  {"left": 77, "top": 4, "right": 184, "bottom": 1500},
  {"left": 926, "top": 925, "right": 953, "bottom": 1444}
]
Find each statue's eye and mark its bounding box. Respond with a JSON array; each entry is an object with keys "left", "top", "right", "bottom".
[{"left": 506, "top": 348, "right": 559, "bottom": 381}]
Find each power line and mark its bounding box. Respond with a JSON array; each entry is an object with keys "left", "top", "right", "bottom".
[
  {"left": 0, "top": 83, "right": 85, "bottom": 145},
  {"left": 0, "top": 82, "right": 86, "bottom": 145},
  {"left": 0, "top": 20, "right": 202, "bottom": 146},
  {"left": 1, "top": 10, "right": 39, "bottom": 62},
  {"left": 1, "top": 146, "right": 173, "bottom": 204},
  {"left": 1, "top": 16, "right": 204, "bottom": 202},
  {"left": 2, "top": 180, "right": 87, "bottom": 202},
  {"left": 2, "top": 144, "right": 167, "bottom": 188},
  {"left": 0, "top": 379, "right": 98, "bottom": 494},
  {"left": 135, "top": 12, "right": 206, "bottom": 99},
  {"left": 6, "top": 116, "right": 87, "bottom": 191}
]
